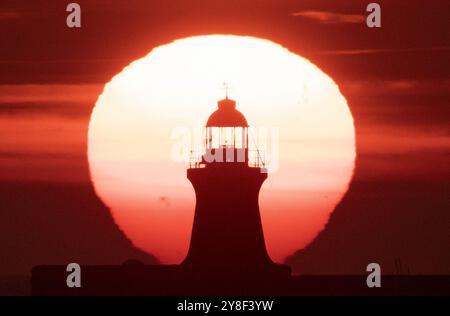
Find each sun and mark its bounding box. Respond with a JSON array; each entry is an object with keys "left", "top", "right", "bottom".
[{"left": 87, "top": 35, "right": 355, "bottom": 266}]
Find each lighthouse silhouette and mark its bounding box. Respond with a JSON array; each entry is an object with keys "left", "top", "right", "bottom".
[
  {"left": 31, "top": 95, "right": 290, "bottom": 295},
  {"left": 182, "top": 95, "right": 290, "bottom": 279}
]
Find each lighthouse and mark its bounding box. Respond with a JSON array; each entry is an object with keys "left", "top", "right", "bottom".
[
  {"left": 182, "top": 96, "right": 290, "bottom": 278},
  {"left": 30, "top": 96, "right": 291, "bottom": 295}
]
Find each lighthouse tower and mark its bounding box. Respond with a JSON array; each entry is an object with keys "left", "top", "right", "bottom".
[{"left": 182, "top": 96, "right": 290, "bottom": 278}]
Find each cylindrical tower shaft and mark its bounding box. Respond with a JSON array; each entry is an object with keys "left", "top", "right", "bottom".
[{"left": 182, "top": 164, "right": 284, "bottom": 275}]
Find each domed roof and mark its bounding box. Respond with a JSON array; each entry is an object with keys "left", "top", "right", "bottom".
[{"left": 206, "top": 98, "right": 248, "bottom": 127}]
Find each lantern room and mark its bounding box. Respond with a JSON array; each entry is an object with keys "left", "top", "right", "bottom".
[
  {"left": 190, "top": 96, "right": 255, "bottom": 167},
  {"left": 204, "top": 97, "right": 248, "bottom": 164}
]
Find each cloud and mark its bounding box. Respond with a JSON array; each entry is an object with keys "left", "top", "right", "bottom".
[
  {"left": 0, "top": 84, "right": 102, "bottom": 117},
  {"left": 0, "top": 84, "right": 102, "bottom": 103},
  {"left": 0, "top": 10, "right": 20, "bottom": 21},
  {"left": 341, "top": 79, "right": 450, "bottom": 96},
  {"left": 0, "top": 102, "right": 94, "bottom": 117},
  {"left": 0, "top": 150, "right": 81, "bottom": 160},
  {"left": 339, "top": 79, "right": 450, "bottom": 132},
  {"left": 316, "top": 47, "right": 450, "bottom": 56},
  {"left": 291, "top": 10, "right": 365, "bottom": 24}
]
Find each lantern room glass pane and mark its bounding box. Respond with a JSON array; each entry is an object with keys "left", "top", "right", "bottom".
[
  {"left": 220, "top": 127, "right": 233, "bottom": 147},
  {"left": 210, "top": 127, "right": 219, "bottom": 148},
  {"left": 234, "top": 127, "right": 244, "bottom": 148},
  {"left": 206, "top": 127, "right": 248, "bottom": 150}
]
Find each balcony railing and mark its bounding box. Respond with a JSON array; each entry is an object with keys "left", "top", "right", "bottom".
[{"left": 189, "top": 148, "right": 265, "bottom": 169}]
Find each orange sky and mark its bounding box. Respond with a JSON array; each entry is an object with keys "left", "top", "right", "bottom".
[
  {"left": 1, "top": 77, "right": 448, "bottom": 266},
  {"left": 1, "top": 80, "right": 447, "bottom": 182},
  {"left": 1, "top": 0, "right": 449, "bottom": 276}
]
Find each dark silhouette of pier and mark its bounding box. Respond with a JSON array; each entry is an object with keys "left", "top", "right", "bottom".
[{"left": 31, "top": 97, "right": 450, "bottom": 296}]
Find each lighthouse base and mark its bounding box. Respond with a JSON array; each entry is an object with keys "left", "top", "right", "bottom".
[
  {"left": 31, "top": 263, "right": 450, "bottom": 295},
  {"left": 31, "top": 262, "right": 291, "bottom": 296}
]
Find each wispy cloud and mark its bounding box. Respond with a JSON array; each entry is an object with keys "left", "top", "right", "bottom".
[
  {"left": 0, "top": 102, "right": 95, "bottom": 117},
  {"left": 0, "top": 150, "right": 81, "bottom": 160},
  {"left": 341, "top": 79, "right": 450, "bottom": 95},
  {"left": 0, "top": 84, "right": 102, "bottom": 103},
  {"left": 0, "top": 10, "right": 20, "bottom": 21},
  {"left": 0, "top": 84, "right": 102, "bottom": 117},
  {"left": 316, "top": 47, "right": 450, "bottom": 56},
  {"left": 291, "top": 10, "right": 365, "bottom": 24}
]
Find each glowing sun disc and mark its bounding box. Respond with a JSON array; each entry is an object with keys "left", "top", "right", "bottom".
[{"left": 88, "top": 35, "right": 355, "bottom": 268}]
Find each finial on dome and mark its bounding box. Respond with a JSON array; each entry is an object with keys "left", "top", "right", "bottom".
[{"left": 223, "top": 82, "right": 230, "bottom": 100}]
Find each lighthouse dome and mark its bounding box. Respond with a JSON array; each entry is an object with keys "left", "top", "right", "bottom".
[{"left": 206, "top": 98, "right": 248, "bottom": 127}]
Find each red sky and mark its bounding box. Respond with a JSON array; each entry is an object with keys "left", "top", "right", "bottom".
[{"left": 0, "top": 0, "right": 449, "bottom": 275}]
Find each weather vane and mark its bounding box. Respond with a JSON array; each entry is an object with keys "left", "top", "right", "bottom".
[{"left": 222, "top": 82, "right": 231, "bottom": 99}]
